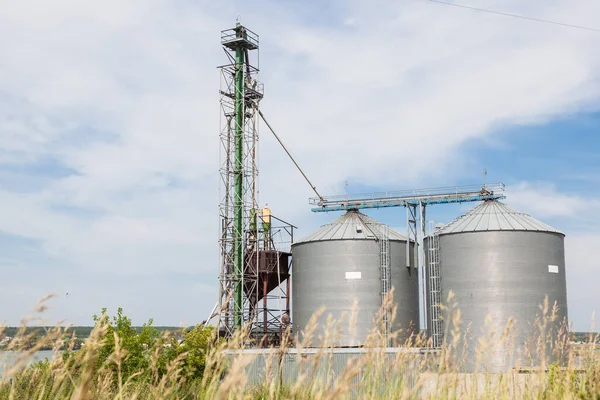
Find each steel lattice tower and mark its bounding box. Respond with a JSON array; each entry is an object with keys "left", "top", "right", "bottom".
[
  {"left": 214, "top": 22, "right": 295, "bottom": 345},
  {"left": 217, "top": 23, "right": 263, "bottom": 337}
]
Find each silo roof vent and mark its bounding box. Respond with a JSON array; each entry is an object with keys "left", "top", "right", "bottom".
[
  {"left": 437, "top": 200, "right": 564, "bottom": 235},
  {"left": 295, "top": 210, "right": 408, "bottom": 243}
]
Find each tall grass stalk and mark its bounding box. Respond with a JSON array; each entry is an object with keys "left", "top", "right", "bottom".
[{"left": 0, "top": 294, "right": 596, "bottom": 399}]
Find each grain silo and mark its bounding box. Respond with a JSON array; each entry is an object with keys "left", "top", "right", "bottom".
[
  {"left": 425, "top": 200, "right": 569, "bottom": 371},
  {"left": 291, "top": 210, "right": 419, "bottom": 346}
]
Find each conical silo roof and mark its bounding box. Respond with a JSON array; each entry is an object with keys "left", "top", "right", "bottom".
[
  {"left": 437, "top": 200, "right": 564, "bottom": 235},
  {"left": 295, "top": 210, "right": 408, "bottom": 244}
]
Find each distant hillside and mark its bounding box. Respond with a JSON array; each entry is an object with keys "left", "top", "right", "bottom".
[
  {"left": 1, "top": 326, "right": 191, "bottom": 343},
  {"left": 3, "top": 327, "right": 598, "bottom": 345}
]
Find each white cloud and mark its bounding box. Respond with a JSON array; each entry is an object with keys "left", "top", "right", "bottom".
[
  {"left": 508, "top": 181, "right": 600, "bottom": 219},
  {"left": 565, "top": 234, "right": 600, "bottom": 331},
  {"left": 1, "top": 0, "right": 600, "bottom": 324}
]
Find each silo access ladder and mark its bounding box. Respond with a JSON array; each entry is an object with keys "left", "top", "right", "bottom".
[
  {"left": 379, "top": 224, "right": 391, "bottom": 339},
  {"left": 428, "top": 229, "right": 443, "bottom": 348}
]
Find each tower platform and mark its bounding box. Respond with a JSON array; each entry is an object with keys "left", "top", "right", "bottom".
[{"left": 221, "top": 25, "right": 259, "bottom": 50}]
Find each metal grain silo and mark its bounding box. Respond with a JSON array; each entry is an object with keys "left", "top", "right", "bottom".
[
  {"left": 425, "top": 200, "right": 569, "bottom": 371},
  {"left": 292, "top": 210, "right": 419, "bottom": 347}
]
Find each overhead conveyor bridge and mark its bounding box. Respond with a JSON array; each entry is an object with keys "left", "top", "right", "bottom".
[{"left": 309, "top": 183, "right": 506, "bottom": 212}]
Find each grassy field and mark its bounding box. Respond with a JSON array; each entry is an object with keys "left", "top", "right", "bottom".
[{"left": 0, "top": 294, "right": 598, "bottom": 399}]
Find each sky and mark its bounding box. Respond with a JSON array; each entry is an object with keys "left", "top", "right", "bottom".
[{"left": 0, "top": 0, "right": 599, "bottom": 331}]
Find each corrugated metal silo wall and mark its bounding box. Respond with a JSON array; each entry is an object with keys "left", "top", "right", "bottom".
[
  {"left": 425, "top": 231, "right": 568, "bottom": 372},
  {"left": 390, "top": 241, "right": 420, "bottom": 343},
  {"left": 291, "top": 239, "right": 419, "bottom": 346}
]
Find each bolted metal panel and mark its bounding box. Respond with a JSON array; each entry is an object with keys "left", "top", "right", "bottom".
[
  {"left": 426, "top": 230, "right": 568, "bottom": 372},
  {"left": 292, "top": 238, "right": 419, "bottom": 346}
]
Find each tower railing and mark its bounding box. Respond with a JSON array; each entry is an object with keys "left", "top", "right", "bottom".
[{"left": 221, "top": 26, "right": 259, "bottom": 50}]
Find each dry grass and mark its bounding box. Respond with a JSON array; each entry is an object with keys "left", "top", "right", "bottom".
[{"left": 0, "top": 292, "right": 598, "bottom": 399}]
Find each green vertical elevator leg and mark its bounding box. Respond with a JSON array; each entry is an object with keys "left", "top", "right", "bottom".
[{"left": 233, "top": 23, "right": 245, "bottom": 330}]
